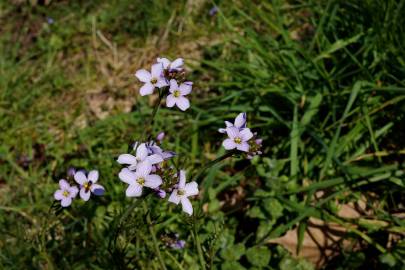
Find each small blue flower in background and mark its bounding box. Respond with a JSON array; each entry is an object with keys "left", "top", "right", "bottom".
[
  {"left": 209, "top": 6, "right": 219, "bottom": 16},
  {"left": 46, "top": 17, "right": 54, "bottom": 24}
]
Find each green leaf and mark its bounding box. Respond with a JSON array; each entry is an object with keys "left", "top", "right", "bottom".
[
  {"left": 246, "top": 246, "right": 271, "bottom": 267},
  {"left": 379, "top": 253, "right": 396, "bottom": 267},
  {"left": 221, "top": 261, "right": 246, "bottom": 270},
  {"left": 221, "top": 243, "right": 245, "bottom": 261},
  {"left": 263, "top": 198, "right": 284, "bottom": 220}
]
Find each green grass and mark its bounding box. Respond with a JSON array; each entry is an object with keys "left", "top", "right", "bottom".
[{"left": 1, "top": 0, "right": 405, "bottom": 269}]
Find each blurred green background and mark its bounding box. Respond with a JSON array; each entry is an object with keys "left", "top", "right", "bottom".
[{"left": 0, "top": 0, "right": 404, "bottom": 269}]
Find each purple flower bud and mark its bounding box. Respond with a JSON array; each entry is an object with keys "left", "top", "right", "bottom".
[
  {"left": 156, "top": 132, "right": 165, "bottom": 142},
  {"left": 255, "top": 138, "right": 263, "bottom": 145},
  {"left": 170, "top": 240, "right": 186, "bottom": 249},
  {"left": 67, "top": 167, "right": 76, "bottom": 177},
  {"left": 155, "top": 189, "right": 166, "bottom": 198},
  {"left": 209, "top": 6, "right": 219, "bottom": 16},
  {"left": 47, "top": 17, "right": 54, "bottom": 24}
]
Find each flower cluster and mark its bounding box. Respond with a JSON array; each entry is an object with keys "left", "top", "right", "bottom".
[
  {"left": 135, "top": 57, "right": 192, "bottom": 111},
  {"left": 118, "top": 134, "right": 199, "bottom": 215},
  {"left": 220, "top": 112, "right": 262, "bottom": 158},
  {"left": 54, "top": 169, "right": 105, "bottom": 207}
]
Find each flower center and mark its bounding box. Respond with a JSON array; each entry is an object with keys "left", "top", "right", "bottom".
[
  {"left": 83, "top": 181, "right": 92, "bottom": 192},
  {"left": 234, "top": 137, "right": 242, "bottom": 144},
  {"left": 173, "top": 90, "right": 180, "bottom": 97},
  {"left": 177, "top": 189, "right": 185, "bottom": 196},
  {"left": 137, "top": 177, "right": 145, "bottom": 186},
  {"left": 63, "top": 190, "right": 70, "bottom": 197},
  {"left": 150, "top": 77, "right": 157, "bottom": 84}
]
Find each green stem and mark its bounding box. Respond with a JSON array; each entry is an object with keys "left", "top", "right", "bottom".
[
  {"left": 192, "top": 213, "right": 206, "bottom": 270},
  {"left": 144, "top": 88, "right": 165, "bottom": 142},
  {"left": 143, "top": 201, "right": 167, "bottom": 270}
]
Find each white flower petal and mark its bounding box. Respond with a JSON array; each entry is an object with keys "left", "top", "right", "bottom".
[
  {"left": 234, "top": 112, "right": 247, "bottom": 128},
  {"left": 80, "top": 188, "right": 91, "bottom": 201},
  {"left": 146, "top": 154, "right": 164, "bottom": 165},
  {"left": 140, "top": 83, "right": 155, "bottom": 96},
  {"left": 144, "top": 175, "right": 162, "bottom": 188},
  {"left": 126, "top": 184, "right": 142, "bottom": 197},
  {"left": 170, "top": 58, "right": 184, "bottom": 69},
  {"left": 179, "top": 170, "right": 186, "bottom": 189},
  {"left": 222, "top": 138, "right": 236, "bottom": 150},
  {"left": 69, "top": 186, "right": 79, "bottom": 197},
  {"left": 54, "top": 190, "right": 64, "bottom": 200},
  {"left": 218, "top": 128, "right": 227, "bottom": 133},
  {"left": 169, "top": 79, "right": 178, "bottom": 93},
  {"left": 155, "top": 78, "right": 169, "bottom": 88},
  {"left": 181, "top": 197, "right": 193, "bottom": 215},
  {"left": 74, "top": 171, "right": 87, "bottom": 185},
  {"left": 157, "top": 57, "right": 171, "bottom": 69},
  {"left": 118, "top": 168, "right": 136, "bottom": 185},
  {"left": 240, "top": 128, "right": 253, "bottom": 141},
  {"left": 136, "top": 143, "right": 148, "bottom": 161},
  {"left": 166, "top": 94, "right": 176, "bottom": 107},
  {"left": 61, "top": 197, "right": 72, "bottom": 207},
  {"left": 168, "top": 191, "right": 181, "bottom": 205},
  {"left": 175, "top": 96, "right": 190, "bottom": 111},
  {"left": 236, "top": 142, "right": 249, "bottom": 152},
  {"left": 88, "top": 170, "right": 99, "bottom": 183},
  {"left": 179, "top": 83, "right": 192, "bottom": 95},
  {"left": 225, "top": 121, "right": 233, "bottom": 127},
  {"left": 135, "top": 69, "right": 151, "bottom": 83},
  {"left": 59, "top": 179, "right": 69, "bottom": 190},
  {"left": 185, "top": 182, "right": 199, "bottom": 197},
  {"left": 136, "top": 162, "right": 152, "bottom": 177},
  {"left": 151, "top": 63, "right": 164, "bottom": 78},
  {"left": 117, "top": 154, "right": 137, "bottom": 165},
  {"left": 226, "top": 126, "right": 239, "bottom": 139}
]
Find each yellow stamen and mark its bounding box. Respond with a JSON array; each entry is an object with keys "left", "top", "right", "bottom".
[
  {"left": 63, "top": 190, "right": 70, "bottom": 197},
  {"left": 151, "top": 78, "right": 157, "bottom": 84},
  {"left": 137, "top": 177, "right": 145, "bottom": 185},
  {"left": 173, "top": 90, "right": 180, "bottom": 97},
  {"left": 177, "top": 189, "right": 185, "bottom": 196},
  {"left": 234, "top": 137, "right": 242, "bottom": 144}
]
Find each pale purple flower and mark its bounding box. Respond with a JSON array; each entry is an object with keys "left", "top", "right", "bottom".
[
  {"left": 219, "top": 112, "right": 247, "bottom": 133},
  {"left": 168, "top": 170, "right": 199, "bottom": 215},
  {"left": 209, "top": 6, "right": 219, "bottom": 16},
  {"left": 157, "top": 57, "right": 184, "bottom": 71},
  {"left": 146, "top": 142, "right": 176, "bottom": 160},
  {"left": 54, "top": 179, "right": 78, "bottom": 207},
  {"left": 74, "top": 170, "right": 105, "bottom": 201},
  {"left": 117, "top": 143, "right": 164, "bottom": 170},
  {"left": 155, "top": 188, "right": 167, "bottom": 198},
  {"left": 170, "top": 239, "right": 186, "bottom": 249},
  {"left": 47, "top": 17, "right": 54, "bottom": 24},
  {"left": 118, "top": 163, "right": 162, "bottom": 197},
  {"left": 135, "top": 63, "right": 168, "bottom": 96},
  {"left": 166, "top": 79, "right": 191, "bottom": 111},
  {"left": 67, "top": 167, "right": 76, "bottom": 178},
  {"left": 222, "top": 126, "right": 253, "bottom": 152}
]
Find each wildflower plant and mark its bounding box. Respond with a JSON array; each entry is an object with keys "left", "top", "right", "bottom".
[{"left": 51, "top": 56, "right": 262, "bottom": 269}]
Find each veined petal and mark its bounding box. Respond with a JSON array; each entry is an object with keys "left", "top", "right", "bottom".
[
  {"left": 146, "top": 154, "right": 164, "bottom": 165},
  {"left": 240, "top": 128, "right": 253, "bottom": 141},
  {"left": 157, "top": 57, "right": 171, "bottom": 69},
  {"left": 118, "top": 168, "right": 136, "bottom": 185},
  {"left": 234, "top": 112, "right": 247, "bottom": 128},
  {"left": 180, "top": 197, "right": 193, "bottom": 215},
  {"left": 168, "top": 190, "right": 181, "bottom": 204},
  {"left": 225, "top": 121, "right": 233, "bottom": 127},
  {"left": 144, "top": 174, "right": 162, "bottom": 188},
  {"left": 140, "top": 83, "right": 155, "bottom": 96},
  {"left": 135, "top": 69, "right": 151, "bottom": 83},
  {"left": 74, "top": 171, "right": 87, "bottom": 185},
  {"left": 179, "top": 83, "right": 192, "bottom": 95},
  {"left": 169, "top": 79, "right": 178, "bottom": 93},
  {"left": 59, "top": 179, "right": 70, "bottom": 190},
  {"left": 170, "top": 58, "right": 184, "bottom": 69},
  {"left": 126, "top": 184, "right": 142, "bottom": 197},
  {"left": 54, "top": 190, "right": 64, "bottom": 200},
  {"left": 185, "top": 182, "right": 199, "bottom": 197},
  {"left": 88, "top": 170, "right": 99, "bottom": 183},
  {"left": 236, "top": 142, "right": 249, "bottom": 152},
  {"left": 222, "top": 138, "right": 236, "bottom": 150},
  {"left": 136, "top": 161, "right": 152, "bottom": 177},
  {"left": 175, "top": 96, "right": 190, "bottom": 111},
  {"left": 226, "top": 126, "right": 239, "bottom": 139},
  {"left": 151, "top": 63, "right": 164, "bottom": 78},
  {"left": 61, "top": 197, "right": 72, "bottom": 207},
  {"left": 179, "top": 170, "right": 186, "bottom": 189},
  {"left": 80, "top": 188, "right": 91, "bottom": 201},
  {"left": 218, "top": 128, "right": 227, "bottom": 133},
  {"left": 136, "top": 143, "right": 148, "bottom": 161},
  {"left": 117, "top": 154, "right": 137, "bottom": 165},
  {"left": 166, "top": 94, "right": 176, "bottom": 107},
  {"left": 91, "top": 184, "right": 105, "bottom": 195}
]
